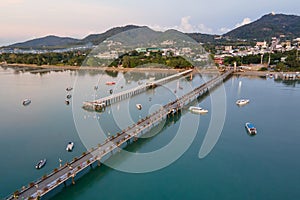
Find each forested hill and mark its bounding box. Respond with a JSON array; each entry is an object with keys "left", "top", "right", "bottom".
[{"left": 224, "top": 13, "right": 300, "bottom": 40}]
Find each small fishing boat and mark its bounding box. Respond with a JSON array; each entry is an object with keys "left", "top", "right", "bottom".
[
  {"left": 245, "top": 122, "right": 257, "bottom": 135},
  {"left": 106, "top": 81, "right": 116, "bottom": 85},
  {"left": 109, "top": 89, "right": 113, "bottom": 94},
  {"left": 136, "top": 104, "right": 142, "bottom": 110},
  {"left": 189, "top": 106, "right": 208, "bottom": 114},
  {"left": 236, "top": 99, "right": 250, "bottom": 106},
  {"left": 66, "top": 94, "right": 72, "bottom": 99},
  {"left": 94, "top": 86, "right": 98, "bottom": 90},
  {"left": 66, "top": 87, "right": 73, "bottom": 91},
  {"left": 65, "top": 100, "right": 70, "bottom": 105},
  {"left": 22, "top": 99, "right": 31, "bottom": 106},
  {"left": 66, "top": 142, "right": 74, "bottom": 151},
  {"left": 36, "top": 159, "right": 47, "bottom": 169}
]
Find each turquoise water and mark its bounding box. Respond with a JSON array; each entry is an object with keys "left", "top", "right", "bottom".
[{"left": 1, "top": 67, "right": 300, "bottom": 199}]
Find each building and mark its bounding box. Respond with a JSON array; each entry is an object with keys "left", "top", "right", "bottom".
[
  {"left": 214, "top": 57, "right": 224, "bottom": 65},
  {"left": 224, "top": 46, "right": 232, "bottom": 51},
  {"left": 256, "top": 41, "right": 267, "bottom": 49}
]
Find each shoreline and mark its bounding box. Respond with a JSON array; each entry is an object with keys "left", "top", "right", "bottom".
[
  {"left": 1, "top": 63, "right": 188, "bottom": 73},
  {"left": 1, "top": 63, "right": 299, "bottom": 77}
]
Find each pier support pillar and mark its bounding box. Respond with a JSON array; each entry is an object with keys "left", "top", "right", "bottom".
[{"left": 71, "top": 175, "right": 75, "bottom": 185}]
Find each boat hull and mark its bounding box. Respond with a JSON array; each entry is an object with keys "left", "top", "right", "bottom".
[
  {"left": 189, "top": 106, "right": 208, "bottom": 114},
  {"left": 36, "top": 159, "right": 47, "bottom": 169},
  {"left": 236, "top": 99, "right": 250, "bottom": 106},
  {"left": 245, "top": 123, "right": 257, "bottom": 135}
]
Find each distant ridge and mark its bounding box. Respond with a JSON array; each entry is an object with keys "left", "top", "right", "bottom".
[
  {"left": 81, "top": 25, "right": 145, "bottom": 45},
  {"left": 4, "top": 13, "right": 300, "bottom": 49},
  {"left": 8, "top": 35, "right": 80, "bottom": 49},
  {"left": 5, "top": 25, "right": 144, "bottom": 49},
  {"left": 224, "top": 13, "right": 300, "bottom": 40}
]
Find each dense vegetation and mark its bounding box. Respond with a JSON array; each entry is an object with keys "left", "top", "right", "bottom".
[
  {"left": 225, "top": 13, "right": 300, "bottom": 40},
  {"left": 108, "top": 50, "right": 192, "bottom": 69},
  {"left": 0, "top": 50, "right": 192, "bottom": 69},
  {"left": 223, "top": 49, "right": 300, "bottom": 71},
  {"left": 0, "top": 51, "right": 89, "bottom": 66}
]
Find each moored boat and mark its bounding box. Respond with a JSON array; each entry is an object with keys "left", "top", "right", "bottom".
[
  {"left": 66, "top": 87, "right": 73, "bottom": 91},
  {"left": 66, "top": 142, "right": 74, "bottom": 151},
  {"left": 136, "top": 104, "right": 142, "bottom": 110},
  {"left": 236, "top": 99, "right": 249, "bottom": 106},
  {"left": 106, "top": 81, "right": 116, "bottom": 85},
  {"left": 189, "top": 106, "right": 208, "bottom": 114},
  {"left": 22, "top": 99, "right": 31, "bottom": 106},
  {"left": 245, "top": 122, "right": 257, "bottom": 135},
  {"left": 35, "top": 159, "right": 47, "bottom": 169}
]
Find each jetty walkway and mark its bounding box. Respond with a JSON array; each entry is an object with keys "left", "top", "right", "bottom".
[
  {"left": 7, "top": 70, "right": 233, "bottom": 200},
  {"left": 83, "top": 69, "right": 193, "bottom": 111}
]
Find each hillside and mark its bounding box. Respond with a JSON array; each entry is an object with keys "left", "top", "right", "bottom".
[
  {"left": 4, "top": 13, "right": 300, "bottom": 49},
  {"left": 6, "top": 25, "right": 143, "bottom": 49},
  {"left": 81, "top": 25, "right": 144, "bottom": 45},
  {"left": 186, "top": 33, "right": 217, "bottom": 43},
  {"left": 224, "top": 13, "right": 300, "bottom": 40},
  {"left": 8, "top": 35, "right": 80, "bottom": 49}
]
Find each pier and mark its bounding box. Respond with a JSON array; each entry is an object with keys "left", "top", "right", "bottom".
[
  {"left": 7, "top": 70, "right": 233, "bottom": 200},
  {"left": 82, "top": 69, "right": 193, "bottom": 111}
]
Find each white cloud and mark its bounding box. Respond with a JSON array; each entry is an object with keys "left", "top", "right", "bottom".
[
  {"left": 151, "top": 16, "right": 213, "bottom": 34},
  {"left": 179, "top": 16, "right": 194, "bottom": 32},
  {"left": 235, "top": 17, "right": 252, "bottom": 28},
  {"left": 219, "top": 27, "right": 231, "bottom": 34}
]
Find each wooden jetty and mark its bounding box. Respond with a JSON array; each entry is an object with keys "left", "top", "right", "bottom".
[
  {"left": 82, "top": 69, "right": 193, "bottom": 111},
  {"left": 7, "top": 70, "right": 233, "bottom": 200}
]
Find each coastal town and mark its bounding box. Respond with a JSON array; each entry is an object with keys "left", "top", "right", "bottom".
[{"left": 213, "top": 36, "right": 300, "bottom": 70}]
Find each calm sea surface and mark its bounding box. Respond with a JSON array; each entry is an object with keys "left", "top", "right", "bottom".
[{"left": 1, "top": 66, "right": 300, "bottom": 200}]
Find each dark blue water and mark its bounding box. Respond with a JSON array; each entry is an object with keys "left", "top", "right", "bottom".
[{"left": 1, "top": 67, "right": 300, "bottom": 199}]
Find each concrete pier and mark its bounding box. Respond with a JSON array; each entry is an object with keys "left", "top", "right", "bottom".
[
  {"left": 6, "top": 70, "right": 233, "bottom": 200},
  {"left": 83, "top": 69, "right": 193, "bottom": 111}
]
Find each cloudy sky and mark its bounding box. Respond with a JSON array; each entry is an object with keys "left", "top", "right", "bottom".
[{"left": 0, "top": 0, "right": 299, "bottom": 46}]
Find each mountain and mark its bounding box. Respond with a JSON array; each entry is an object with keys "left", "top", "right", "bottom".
[
  {"left": 8, "top": 35, "right": 80, "bottom": 49},
  {"left": 5, "top": 13, "right": 300, "bottom": 49},
  {"left": 186, "top": 33, "right": 218, "bottom": 43},
  {"left": 224, "top": 13, "right": 300, "bottom": 40},
  {"left": 81, "top": 25, "right": 144, "bottom": 45},
  {"left": 5, "top": 25, "right": 144, "bottom": 49}
]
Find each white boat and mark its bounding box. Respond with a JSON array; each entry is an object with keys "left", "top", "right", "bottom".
[
  {"left": 245, "top": 122, "right": 257, "bottom": 135},
  {"left": 189, "top": 106, "right": 208, "bottom": 114},
  {"left": 66, "top": 142, "right": 74, "bottom": 151},
  {"left": 236, "top": 99, "right": 250, "bottom": 106},
  {"left": 136, "top": 104, "right": 142, "bottom": 110},
  {"left": 22, "top": 99, "right": 31, "bottom": 106},
  {"left": 35, "top": 159, "right": 46, "bottom": 169}
]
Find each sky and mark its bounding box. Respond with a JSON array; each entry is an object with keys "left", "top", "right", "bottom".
[{"left": 0, "top": 0, "right": 299, "bottom": 46}]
